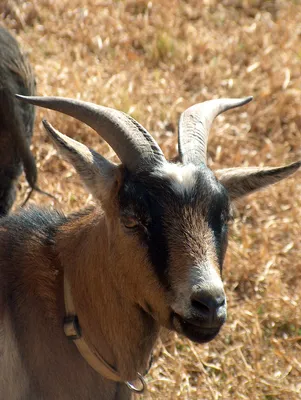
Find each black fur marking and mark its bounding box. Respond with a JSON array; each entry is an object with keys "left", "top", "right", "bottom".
[
  {"left": 119, "top": 165, "right": 230, "bottom": 288},
  {"left": 196, "top": 168, "right": 230, "bottom": 267},
  {"left": 119, "top": 168, "right": 170, "bottom": 288},
  {"left": 208, "top": 195, "right": 230, "bottom": 267}
]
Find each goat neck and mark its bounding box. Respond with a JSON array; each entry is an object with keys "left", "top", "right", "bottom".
[{"left": 56, "top": 207, "right": 158, "bottom": 382}]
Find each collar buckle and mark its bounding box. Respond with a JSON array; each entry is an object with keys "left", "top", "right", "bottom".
[{"left": 64, "top": 315, "right": 82, "bottom": 340}]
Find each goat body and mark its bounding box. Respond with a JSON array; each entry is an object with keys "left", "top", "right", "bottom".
[{"left": 0, "top": 208, "right": 138, "bottom": 399}]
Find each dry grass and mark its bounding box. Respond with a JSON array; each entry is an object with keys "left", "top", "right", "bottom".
[{"left": 2, "top": 0, "right": 301, "bottom": 398}]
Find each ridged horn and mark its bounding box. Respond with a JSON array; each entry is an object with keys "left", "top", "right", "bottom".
[
  {"left": 178, "top": 97, "right": 253, "bottom": 165},
  {"left": 16, "top": 95, "right": 165, "bottom": 170}
]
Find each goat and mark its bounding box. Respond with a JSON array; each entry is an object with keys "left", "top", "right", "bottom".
[
  {"left": 0, "top": 25, "right": 37, "bottom": 214},
  {"left": 0, "top": 94, "right": 299, "bottom": 399}
]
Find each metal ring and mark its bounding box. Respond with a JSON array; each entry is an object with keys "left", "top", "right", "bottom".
[{"left": 125, "top": 373, "right": 146, "bottom": 394}]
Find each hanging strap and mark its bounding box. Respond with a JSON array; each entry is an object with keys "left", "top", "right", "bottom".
[{"left": 63, "top": 276, "right": 146, "bottom": 393}]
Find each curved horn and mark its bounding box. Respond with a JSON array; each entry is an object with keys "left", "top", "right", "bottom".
[
  {"left": 178, "top": 96, "right": 253, "bottom": 165},
  {"left": 16, "top": 95, "right": 165, "bottom": 170}
]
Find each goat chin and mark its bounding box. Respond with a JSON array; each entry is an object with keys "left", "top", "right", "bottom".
[{"left": 171, "top": 312, "right": 223, "bottom": 344}]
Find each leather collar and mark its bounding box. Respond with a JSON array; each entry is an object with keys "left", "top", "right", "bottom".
[{"left": 63, "top": 276, "right": 146, "bottom": 393}]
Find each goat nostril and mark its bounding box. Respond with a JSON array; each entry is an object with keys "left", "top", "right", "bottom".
[
  {"left": 191, "top": 299, "right": 211, "bottom": 315},
  {"left": 190, "top": 290, "right": 226, "bottom": 320}
]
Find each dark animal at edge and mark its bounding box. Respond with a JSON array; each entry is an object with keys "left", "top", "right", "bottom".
[{"left": 0, "top": 25, "right": 37, "bottom": 215}]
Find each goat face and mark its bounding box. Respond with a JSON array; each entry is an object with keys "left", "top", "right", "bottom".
[
  {"left": 117, "top": 163, "right": 228, "bottom": 343},
  {"left": 16, "top": 95, "right": 300, "bottom": 346}
]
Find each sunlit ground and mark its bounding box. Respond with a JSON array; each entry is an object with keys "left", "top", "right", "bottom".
[{"left": 2, "top": 1, "right": 301, "bottom": 398}]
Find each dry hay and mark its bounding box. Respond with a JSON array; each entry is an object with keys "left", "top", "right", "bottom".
[{"left": 1, "top": 0, "right": 301, "bottom": 399}]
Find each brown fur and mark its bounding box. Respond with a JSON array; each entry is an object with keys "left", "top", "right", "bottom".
[
  {"left": 0, "top": 106, "right": 300, "bottom": 399},
  {"left": 0, "top": 200, "right": 161, "bottom": 399}
]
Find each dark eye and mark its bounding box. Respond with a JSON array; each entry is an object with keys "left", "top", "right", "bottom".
[{"left": 122, "top": 216, "right": 140, "bottom": 229}]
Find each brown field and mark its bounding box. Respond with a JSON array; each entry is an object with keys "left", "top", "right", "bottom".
[{"left": 1, "top": 0, "right": 301, "bottom": 399}]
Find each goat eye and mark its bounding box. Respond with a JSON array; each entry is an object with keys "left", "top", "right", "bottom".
[{"left": 122, "top": 217, "right": 139, "bottom": 229}]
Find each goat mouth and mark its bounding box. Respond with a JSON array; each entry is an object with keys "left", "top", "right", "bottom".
[{"left": 171, "top": 312, "right": 221, "bottom": 344}]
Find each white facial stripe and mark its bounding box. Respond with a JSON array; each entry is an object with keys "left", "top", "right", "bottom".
[
  {"left": 190, "top": 263, "right": 223, "bottom": 293},
  {"left": 154, "top": 162, "right": 198, "bottom": 192}
]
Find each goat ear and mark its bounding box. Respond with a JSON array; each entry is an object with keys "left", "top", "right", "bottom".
[
  {"left": 216, "top": 161, "right": 301, "bottom": 200},
  {"left": 42, "top": 120, "right": 119, "bottom": 201}
]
